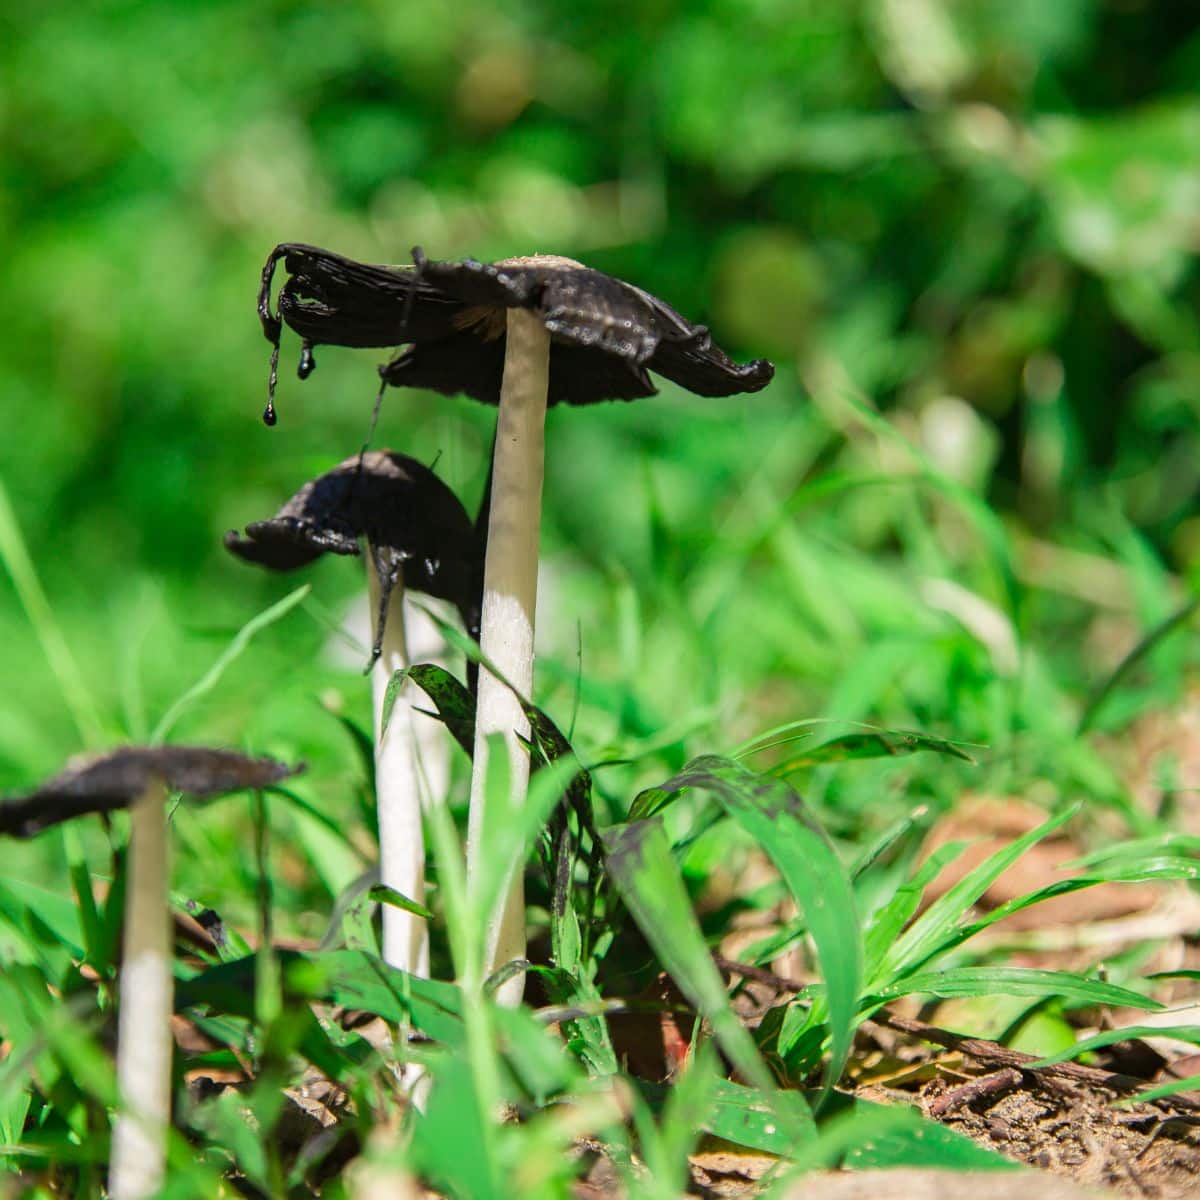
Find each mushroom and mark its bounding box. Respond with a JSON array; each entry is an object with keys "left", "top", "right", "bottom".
[
  {"left": 0, "top": 745, "right": 299, "bottom": 1200},
  {"left": 225, "top": 450, "right": 478, "bottom": 978},
  {"left": 258, "top": 244, "right": 774, "bottom": 1001}
]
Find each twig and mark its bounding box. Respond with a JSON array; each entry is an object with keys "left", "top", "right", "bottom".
[{"left": 927, "top": 1067, "right": 1023, "bottom": 1117}]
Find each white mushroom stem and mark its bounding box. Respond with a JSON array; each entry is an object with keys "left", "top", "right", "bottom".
[
  {"left": 467, "top": 308, "right": 550, "bottom": 1006},
  {"left": 108, "top": 780, "right": 172, "bottom": 1200},
  {"left": 368, "top": 560, "right": 430, "bottom": 978}
]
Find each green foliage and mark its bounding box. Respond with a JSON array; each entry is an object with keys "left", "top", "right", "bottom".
[{"left": 3, "top": 0, "right": 1200, "bottom": 1193}]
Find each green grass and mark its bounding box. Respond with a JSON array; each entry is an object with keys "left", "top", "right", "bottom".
[
  {"left": 3, "top": 0, "right": 1200, "bottom": 1194},
  {"left": 3, "top": 381, "right": 1199, "bottom": 1195}
]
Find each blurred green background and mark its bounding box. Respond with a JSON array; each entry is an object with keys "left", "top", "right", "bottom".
[{"left": 2, "top": 1, "right": 1198, "bottom": 930}]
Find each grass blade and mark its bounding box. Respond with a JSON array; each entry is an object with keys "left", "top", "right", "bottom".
[
  {"left": 0, "top": 475, "right": 106, "bottom": 746},
  {"left": 150, "top": 584, "right": 309, "bottom": 743},
  {"left": 602, "top": 819, "right": 777, "bottom": 1097},
  {"left": 640, "top": 755, "right": 861, "bottom": 1100},
  {"left": 1033, "top": 1025, "right": 1200, "bottom": 1067},
  {"left": 874, "top": 966, "right": 1162, "bottom": 1010},
  {"left": 1077, "top": 595, "right": 1200, "bottom": 735},
  {"left": 876, "top": 805, "right": 1078, "bottom": 985}
]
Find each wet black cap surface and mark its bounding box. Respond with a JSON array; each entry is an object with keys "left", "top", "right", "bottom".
[
  {"left": 224, "top": 450, "right": 479, "bottom": 662},
  {"left": 259, "top": 243, "right": 775, "bottom": 408},
  {"left": 0, "top": 747, "right": 301, "bottom": 838}
]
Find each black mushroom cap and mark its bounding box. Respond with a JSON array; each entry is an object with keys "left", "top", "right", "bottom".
[
  {"left": 224, "top": 450, "right": 479, "bottom": 663},
  {"left": 0, "top": 747, "right": 301, "bottom": 839},
  {"left": 258, "top": 243, "right": 775, "bottom": 408}
]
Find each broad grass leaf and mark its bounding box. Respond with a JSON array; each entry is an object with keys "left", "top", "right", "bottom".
[
  {"left": 775, "top": 728, "right": 974, "bottom": 771},
  {"left": 641, "top": 755, "right": 860, "bottom": 1100},
  {"left": 410, "top": 1051, "right": 500, "bottom": 1200},
  {"left": 874, "top": 966, "right": 1161, "bottom": 1010},
  {"left": 0, "top": 879, "right": 83, "bottom": 981},
  {"left": 840, "top": 1102, "right": 1019, "bottom": 1170},
  {"left": 60, "top": 824, "right": 106, "bottom": 977},
  {"left": 948, "top": 859, "right": 1200, "bottom": 950},
  {"left": 641, "top": 1043, "right": 722, "bottom": 1195},
  {"left": 703, "top": 1078, "right": 815, "bottom": 1154},
  {"left": 491, "top": 1004, "right": 581, "bottom": 1103},
  {"left": 780, "top": 1097, "right": 1017, "bottom": 1177},
  {"left": 176, "top": 949, "right": 467, "bottom": 1048},
  {"left": 1067, "top": 835, "right": 1200, "bottom": 869},
  {"left": 387, "top": 663, "right": 475, "bottom": 756},
  {"left": 601, "top": 818, "right": 777, "bottom": 1097}
]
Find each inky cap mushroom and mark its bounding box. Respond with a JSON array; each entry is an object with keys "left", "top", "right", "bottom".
[
  {"left": 0, "top": 746, "right": 299, "bottom": 838},
  {"left": 224, "top": 450, "right": 479, "bottom": 662},
  {"left": 258, "top": 243, "right": 774, "bottom": 412},
  {"left": 1, "top": 743, "right": 301, "bottom": 1200}
]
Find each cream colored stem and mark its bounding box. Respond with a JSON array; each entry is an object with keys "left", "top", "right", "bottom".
[
  {"left": 368, "top": 561, "right": 430, "bottom": 978},
  {"left": 109, "top": 780, "right": 171, "bottom": 1200},
  {"left": 467, "top": 309, "right": 550, "bottom": 1006}
]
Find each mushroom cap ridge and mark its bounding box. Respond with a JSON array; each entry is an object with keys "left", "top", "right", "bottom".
[{"left": 259, "top": 243, "right": 775, "bottom": 407}]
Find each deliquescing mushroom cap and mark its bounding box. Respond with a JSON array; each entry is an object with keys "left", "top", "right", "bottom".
[
  {"left": 0, "top": 746, "right": 301, "bottom": 839},
  {"left": 224, "top": 450, "right": 479, "bottom": 662},
  {"left": 258, "top": 243, "right": 775, "bottom": 408}
]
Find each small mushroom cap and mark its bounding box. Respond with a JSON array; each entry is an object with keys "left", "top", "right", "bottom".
[
  {"left": 0, "top": 747, "right": 301, "bottom": 839},
  {"left": 224, "top": 450, "right": 479, "bottom": 663},
  {"left": 259, "top": 243, "right": 774, "bottom": 407}
]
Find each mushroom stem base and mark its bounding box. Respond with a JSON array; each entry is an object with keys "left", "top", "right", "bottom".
[{"left": 109, "top": 781, "right": 171, "bottom": 1200}]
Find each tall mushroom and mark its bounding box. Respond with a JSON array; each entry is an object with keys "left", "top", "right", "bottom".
[
  {"left": 0, "top": 746, "right": 299, "bottom": 1200},
  {"left": 258, "top": 244, "right": 774, "bottom": 1000},
  {"left": 225, "top": 450, "right": 477, "bottom": 977}
]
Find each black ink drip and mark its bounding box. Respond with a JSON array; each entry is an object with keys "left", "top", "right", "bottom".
[{"left": 263, "top": 342, "right": 280, "bottom": 426}]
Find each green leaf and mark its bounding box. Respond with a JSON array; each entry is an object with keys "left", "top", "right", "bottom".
[
  {"left": 1032, "top": 1024, "right": 1200, "bottom": 1066},
  {"left": 861, "top": 840, "right": 968, "bottom": 982},
  {"left": 60, "top": 824, "right": 107, "bottom": 977},
  {"left": 0, "top": 879, "right": 83, "bottom": 981},
  {"left": 875, "top": 805, "right": 1078, "bottom": 985},
  {"left": 840, "top": 1101, "right": 1019, "bottom": 1170},
  {"left": 643, "top": 755, "right": 860, "bottom": 1100},
  {"left": 388, "top": 663, "right": 475, "bottom": 756},
  {"left": 1118, "top": 1072, "right": 1200, "bottom": 1106},
  {"left": 778, "top": 728, "right": 974, "bottom": 771},
  {"left": 1078, "top": 595, "right": 1200, "bottom": 735},
  {"left": 601, "top": 819, "right": 777, "bottom": 1098},
  {"left": 781, "top": 1097, "right": 1017, "bottom": 1176},
  {"left": 176, "top": 950, "right": 467, "bottom": 1049},
  {"left": 642, "top": 1043, "right": 722, "bottom": 1194},
  {"left": 0, "top": 474, "right": 106, "bottom": 747},
  {"left": 368, "top": 883, "right": 434, "bottom": 920},
  {"left": 949, "top": 861, "right": 1200, "bottom": 950},
  {"left": 874, "top": 966, "right": 1161, "bottom": 1010},
  {"left": 410, "top": 1051, "right": 500, "bottom": 1199},
  {"left": 704, "top": 1078, "right": 815, "bottom": 1154}
]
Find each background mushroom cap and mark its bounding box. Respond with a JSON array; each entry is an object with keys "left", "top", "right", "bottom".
[
  {"left": 259, "top": 243, "right": 775, "bottom": 406},
  {"left": 0, "top": 747, "right": 301, "bottom": 838},
  {"left": 224, "top": 449, "right": 480, "bottom": 660}
]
